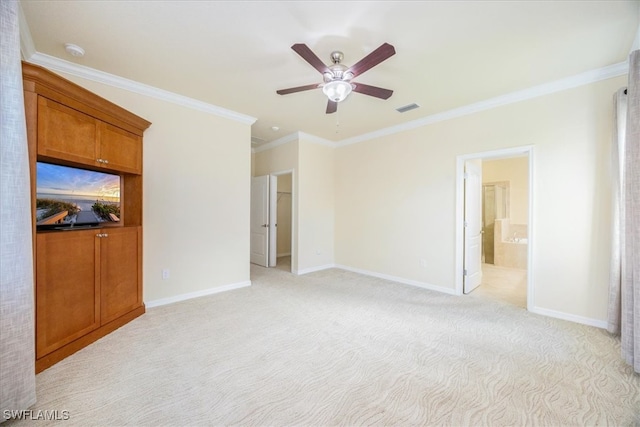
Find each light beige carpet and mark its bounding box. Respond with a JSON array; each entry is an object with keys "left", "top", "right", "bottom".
[{"left": 6, "top": 265, "right": 640, "bottom": 426}]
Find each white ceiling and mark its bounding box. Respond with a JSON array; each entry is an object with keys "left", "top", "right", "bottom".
[{"left": 20, "top": 1, "right": 640, "bottom": 146}]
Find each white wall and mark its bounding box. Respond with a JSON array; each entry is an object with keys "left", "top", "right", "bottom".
[
  {"left": 483, "top": 156, "right": 529, "bottom": 225},
  {"left": 297, "top": 137, "right": 335, "bottom": 272},
  {"left": 58, "top": 67, "right": 624, "bottom": 325},
  {"left": 55, "top": 73, "right": 252, "bottom": 303},
  {"left": 253, "top": 141, "right": 298, "bottom": 175},
  {"left": 253, "top": 140, "right": 299, "bottom": 271},
  {"left": 335, "top": 76, "right": 624, "bottom": 323},
  {"left": 253, "top": 135, "right": 335, "bottom": 274}
]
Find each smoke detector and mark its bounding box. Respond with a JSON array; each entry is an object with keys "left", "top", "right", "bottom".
[{"left": 64, "top": 43, "right": 85, "bottom": 57}]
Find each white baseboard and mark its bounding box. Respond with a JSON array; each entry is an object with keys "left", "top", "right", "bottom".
[
  {"left": 334, "top": 264, "right": 457, "bottom": 295},
  {"left": 145, "top": 280, "right": 251, "bottom": 308},
  {"left": 294, "top": 264, "right": 336, "bottom": 275},
  {"left": 529, "top": 306, "right": 607, "bottom": 329},
  {"left": 277, "top": 252, "right": 291, "bottom": 257}
]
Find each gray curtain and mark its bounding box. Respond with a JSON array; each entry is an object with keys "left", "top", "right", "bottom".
[
  {"left": 608, "top": 89, "right": 627, "bottom": 335},
  {"left": 0, "top": 0, "right": 37, "bottom": 421},
  {"left": 608, "top": 49, "right": 640, "bottom": 373}
]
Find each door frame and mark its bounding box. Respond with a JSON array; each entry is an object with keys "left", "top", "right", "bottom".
[
  {"left": 454, "top": 145, "right": 534, "bottom": 311},
  {"left": 270, "top": 169, "right": 296, "bottom": 273}
]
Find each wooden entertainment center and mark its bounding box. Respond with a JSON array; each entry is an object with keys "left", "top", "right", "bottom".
[{"left": 22, "top": 62, "right": 151, "bottom": 373}]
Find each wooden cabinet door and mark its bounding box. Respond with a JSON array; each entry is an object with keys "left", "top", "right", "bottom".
[
  {"left": 36, "top": 230, "right": 100, "bottom": 359},
  {"left": 100, "top": 227, "right": 141, "bottom": 324},
  {"left": 37, "top": 97, "right": 99, "bottom": 166},
  {"left": 99, "top": 123, "right": 142, "bottom": 174}
]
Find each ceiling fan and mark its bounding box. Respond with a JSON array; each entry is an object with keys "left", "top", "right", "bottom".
[{"left": 276, "top": 43, "right": 396, "bottom": 114}]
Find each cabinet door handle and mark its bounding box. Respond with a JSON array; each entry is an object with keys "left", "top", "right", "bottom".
[
  {"left": 97, "top": 159, "right": 104, "bottom": 163},
  {"left": 102, "top": 233, "right": 108, "bottom": 237},
  {"left": 103, "top": 159, "right": 109, "bottom": 164},
  {"left": 96, "top": 233, "right": 109, "bottom": 238}
]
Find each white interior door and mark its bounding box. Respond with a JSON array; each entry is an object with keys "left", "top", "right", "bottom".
[
  {"left": 464, "top": 159, "right": 483, "bottom": 293},
  {"left": 268, "top": 175, "right": 277, "bottom": 267},
  {"left": 250, "top": 175, "right": 269, "bottom": 267}
]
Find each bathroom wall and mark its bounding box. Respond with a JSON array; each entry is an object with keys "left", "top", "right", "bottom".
[
  {"left": 494, "top": 218, "right": 528, "bottom": 269},
  {"left": 483, "top": 157, "right": 529, "bottom": 268},
  {"left": 483, "top": 156, "right": 529, "bottom": 224}
]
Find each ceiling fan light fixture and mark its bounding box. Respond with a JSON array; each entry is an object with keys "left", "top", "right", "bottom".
[{"left": 322, "top": 80, "right": 353, "bottom": 103}]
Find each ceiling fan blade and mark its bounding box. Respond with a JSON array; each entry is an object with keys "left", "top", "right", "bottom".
[
  {"left": 326, "top": 100, "right": 337, "bottom": 114},
  {"left": 346, "top": 43, "right": 396, "bottom": 78},
  {"left": 352, "top": 83, "right": 393, "bottom": 100},
  {"left": 291, "top": 43, "right": 330, "bottom": 75},
  {"left": 276, "top": 83, "right": 320, "bottom": 95}
]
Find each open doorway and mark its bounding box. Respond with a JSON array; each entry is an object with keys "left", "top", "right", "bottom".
[
  {"left": 274, "top": 172, "right": 293, "bottom": 272},
  {"left": 250, "top": 171, "right": 294, "bottom": 273},
  {"left": 477, "top": 157, "right": 529, "bottom": 307},
  {"left": 456, "top": 146, "right": 533, "bottom": 310}
]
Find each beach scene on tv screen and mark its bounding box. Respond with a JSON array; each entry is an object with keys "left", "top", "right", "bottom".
[{"left": 36, "top": 162, "right": 121, "bottom": 226}]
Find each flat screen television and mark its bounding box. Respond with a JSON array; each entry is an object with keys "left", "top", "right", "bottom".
[{"left": 36, "top": 162, "right": 121, "bottom": 231}]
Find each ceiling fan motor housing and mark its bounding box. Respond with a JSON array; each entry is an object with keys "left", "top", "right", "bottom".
[
  {"left": 276, "top": 42, "right": 395, "bottom": 113},
  {"left": 330, "top": 51, "right": 344, "bottom": 64},
  {"left": 324, "top": 67, "right": 352, "bottom": 83}
]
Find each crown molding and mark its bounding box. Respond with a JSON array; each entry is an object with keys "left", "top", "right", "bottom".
[
  {"left": 26, "top": 52, "right": 257, "bottom": 125},
  {"left": 18, "top": 3, "right": 36, "bottom": 60},
  {"left": 19, "top": 4, "right": 630, "bottom": 148},
  {"left": 336, "top": 61, "right": 629, "bottom": 147},
  {"left": 252, "top": 132, "right": 299, "bottom": 153},
  {"left": 253, "top": 131, "right": 338, "bottom": 153},
  {"left": 298, "top": 132, "right": 337, "bottom": 147}
]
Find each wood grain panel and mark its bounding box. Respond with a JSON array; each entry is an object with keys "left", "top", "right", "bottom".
[
  {"left": 37, "top": 97, "right": 98, "bottom": 165},
  {"left": 25, "top": 61, "right": 149, "bottom": 372},
  {"left": 35, "top": 305, "right": 144, "bottom": 373},
  {"left": 99, "top": 122, "right": 142, "bottom": 174},
  {"left": 23, "top": 61, "right": 151, "bottom": 133},
  {"left": 36, "top": 230, "right": 100, "bottom": 359},
  {"left": 24, "top": 91, "right": 38, "bottom": 268},
  {"left": 123, "top": 174, "right": 143, "bottom": 227},
  {"left": 100, "top": 227, "right": 141, "bottom": 324}
]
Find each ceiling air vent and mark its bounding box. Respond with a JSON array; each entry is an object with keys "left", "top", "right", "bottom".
[
  {"left": 251, "top": 136, "right": 266, "bottom": 145},
  {"left": 396, "top": 103, "right": 420, "bottom": 113}
]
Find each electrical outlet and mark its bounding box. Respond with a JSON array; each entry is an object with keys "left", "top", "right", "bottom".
[
  {"left": 162, "top": 269, "right": 170, "bottom": 280},
  {"left": 419, "top": 259, "right": 427, "bottom": 268}
]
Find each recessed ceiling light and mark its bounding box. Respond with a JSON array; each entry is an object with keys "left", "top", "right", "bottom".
[
  {"left": 271, "top": 126, "right": 280, "bottom": 132},
  {"left": 64, "top": 43, "right": 85, "bottom": 57}
]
